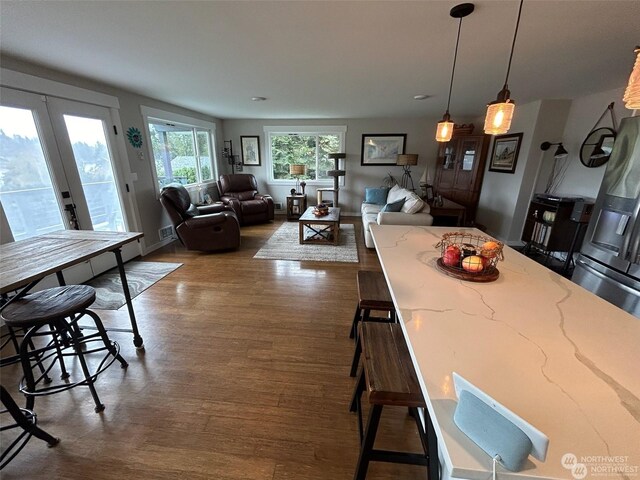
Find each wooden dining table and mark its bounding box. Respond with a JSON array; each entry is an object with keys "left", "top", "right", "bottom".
[{"left": 0, "top": 230, "right": 145, "bottom": 349}]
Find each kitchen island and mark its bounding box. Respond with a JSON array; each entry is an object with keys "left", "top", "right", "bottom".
[{"left": 370, "top": 224, "right": 640, "bottom": 480}]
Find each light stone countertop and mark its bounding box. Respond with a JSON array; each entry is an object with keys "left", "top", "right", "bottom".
[{"left": 370, "top": 224, "right": 640, "bottom": 480}]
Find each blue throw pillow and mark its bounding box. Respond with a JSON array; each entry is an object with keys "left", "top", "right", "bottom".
[
  {"left": 381, "top": 197, "right": 405, "bottom": 212},
  {"left": 364, "top": 187, "right": 390, "bottom": 205}
]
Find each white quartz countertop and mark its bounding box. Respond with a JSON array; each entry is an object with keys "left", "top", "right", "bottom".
[{"left": 371, "top": 225, "right": 640, "bottom": 480}]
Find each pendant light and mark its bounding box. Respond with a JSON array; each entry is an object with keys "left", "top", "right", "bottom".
[
  {"left": 484, "top": 0, "right": 524, "bottom": 135},
  {"left": 435, "top": 3, "right": 475, "bottom": 143},
  {"left": 623, "top": 46, "right": 640, "bottom": 110}
]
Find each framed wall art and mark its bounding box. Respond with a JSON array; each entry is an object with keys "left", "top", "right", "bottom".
[
  {"left": 240, "top": 135, "right": 261, "bottom": 166},
  {"left": 361, "top": 134, "right": 406, "bottom": 166},
  {"left": 488, "top": 133, "right": 523, "bottom": 174}
]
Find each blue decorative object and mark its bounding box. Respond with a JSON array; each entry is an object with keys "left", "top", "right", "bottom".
[
  {"left": 126, "top": 127, "right": 143, "bottom": 148},
  {"left": 364, "top": 187, "right": 390, "bottom": 205},
  {"left": 452, "top": 373, "right": 548, "bottom": 473},
  {"left": 454, "top": 390, "right": 532, "bottom": 471},
  {"left": 381, "top": 198, "right": 405, "bottom": 212}
]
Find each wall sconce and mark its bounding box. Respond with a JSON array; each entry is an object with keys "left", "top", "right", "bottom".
[
  {"left": 435, "top": 3, "right": 475, "bottom": 143},
  {"left": 541, "top": 141, "right": 569, "bottom": 194},
  {"left": 483, "top": 0, "right": 524, "bottom": 135},
  {"left": 289, "top": 164, "right": 306, "bottom": 194},
  {"left": 540, "top": 141, "right": 568, "bottom": 159},
  {"left": 397, "top": 154, "right": 419, "bottom": 191}
]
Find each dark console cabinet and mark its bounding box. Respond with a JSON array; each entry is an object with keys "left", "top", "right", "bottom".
[{"left": 522, "top": 195, "right": 594, "bottom": 269}]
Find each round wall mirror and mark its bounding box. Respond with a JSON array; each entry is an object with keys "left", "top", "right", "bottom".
[{"left": 580, "top": 127, "right": 616, "bottom": 168}]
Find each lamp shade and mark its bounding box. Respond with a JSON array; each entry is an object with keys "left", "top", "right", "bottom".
[
  {"left": 623, "top": 46, "right": 640, "bottom": 110},
  {"left": 484, "top": 98, "right": 515, "bottom": 135},
  {"left": 436, "top": 118, "right": 454, "bottom": 142},
  {"left": 397, "top": 154, "right": 419, "bottom": 166},
  {"left": 328, "top": 153, "right": 346, "bottom": 160},
  {"left": 289, "top": 164, "right": 306, "bottom": 175},
  {"left": 554, "top": 143, "right": 568, "bottom": 159}
]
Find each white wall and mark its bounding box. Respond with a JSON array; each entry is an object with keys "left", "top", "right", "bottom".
[
  {"left": 535, "top": 86, "right": 627, "bottom": 198},
  {"left": 222, "top": 117, "right": 465, "bottom": 215}
]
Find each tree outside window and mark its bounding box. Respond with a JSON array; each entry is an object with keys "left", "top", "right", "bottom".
[{"left": 268, "top": 128, "right": 344, "bottom": 183}]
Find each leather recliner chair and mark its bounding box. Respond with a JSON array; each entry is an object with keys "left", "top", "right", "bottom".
[
  {"left": 159, "top": 183, "right": 240, "bottom": 252},
  {"left": 217, "top": 174, "right": 275, "bottom": 226}
]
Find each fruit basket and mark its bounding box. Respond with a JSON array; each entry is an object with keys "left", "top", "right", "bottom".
[
  {"left": 313, "top": 204, "right": 330, "bottom": 216},
  {"left": 434, "top": 232, "right": 504, "bottom": 282}
]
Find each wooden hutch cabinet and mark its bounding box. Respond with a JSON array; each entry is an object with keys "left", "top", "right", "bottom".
[{"left": 433, "top": 126, "right": 490, "bottom": 224}]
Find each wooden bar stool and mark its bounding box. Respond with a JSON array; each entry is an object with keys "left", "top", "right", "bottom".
[
  {"left": 349, "top": 322, "right": 438, "bottom": 480},
  {"left": 0, "top": 285, "right": 128, "bottom": 413},
  {"left": 349, "top": 271, "right": 395, "bottom": 377}
]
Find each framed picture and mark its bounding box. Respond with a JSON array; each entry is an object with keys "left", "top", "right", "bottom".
[
  {"left": 240, "top": 136, "right": 261, "bottom": 166},
  {"left": 489, "top": 133, "right": 523, "bottom": 174},
  {"left": 361, "top": 134, "right": 406, "bottom": 165}
]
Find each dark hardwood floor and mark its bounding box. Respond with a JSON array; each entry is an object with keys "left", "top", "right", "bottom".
[{"left": 1, "top": 217, "right": 428, "bottom": 479}]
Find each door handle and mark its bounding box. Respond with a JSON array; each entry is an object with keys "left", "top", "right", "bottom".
[{"left": 64, "top": 203, "right": 80, "bottom": 230}]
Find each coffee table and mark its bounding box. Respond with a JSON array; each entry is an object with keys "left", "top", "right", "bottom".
[{"left": 298, "top": 207, "right": 341, "bottom": 245}]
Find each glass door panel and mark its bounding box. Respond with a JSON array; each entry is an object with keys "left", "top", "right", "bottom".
[
  {"left": 63, "top": 115, "right": 125, "bottom": 232},
  {"left": 0, "top": 105, "right": 65, "bottom": 240},
  {"left": 46, "top": 97, "right": 138, "bottom": 274}
]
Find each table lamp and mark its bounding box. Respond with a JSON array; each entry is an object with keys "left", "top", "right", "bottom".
[{"left": 289, "top": 164, "right": 306, "bottom": 194}]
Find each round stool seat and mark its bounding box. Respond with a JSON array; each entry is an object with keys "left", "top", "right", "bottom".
[{"left": 1, "top": 285, "right": 96, "bottom": 327}]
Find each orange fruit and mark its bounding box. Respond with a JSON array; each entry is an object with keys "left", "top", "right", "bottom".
[{"left": 480, "top": 241, "right": 500, "bottom": 258}]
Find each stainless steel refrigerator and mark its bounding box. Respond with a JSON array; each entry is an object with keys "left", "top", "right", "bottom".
[{"left": 573, "top": 115, "right": 640, "bottom": 318}]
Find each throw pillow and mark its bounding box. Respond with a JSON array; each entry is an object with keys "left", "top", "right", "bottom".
[
  {"left": 381, "top": 197, "right": 405, "bottom": 212},
  {"left": 386, "top": 184, "right": 407, "bottom": 204},
  {"left": 364, "top": 187, "right": 389, "bottom": 205},
  {"left": 401, "top": 191, "right": 426, "bottom": 214}
]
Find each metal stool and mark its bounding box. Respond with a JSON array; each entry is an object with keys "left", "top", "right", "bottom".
[
  {"left": 349, "top": 271, "right": 395, "bottom": 377},
  {"left": 349, "top": 322, "right": 437, "bottom": 480},
  {"left": 0, "top": 385, "right": 59, "bottom": 469},
  {"left": 0, "top": 285, "right": 128, "bottom": 413}
]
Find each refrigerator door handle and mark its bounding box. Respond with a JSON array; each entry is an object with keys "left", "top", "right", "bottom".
[{"left": 626, "top": 219, "right": 640, "bottom": 264}]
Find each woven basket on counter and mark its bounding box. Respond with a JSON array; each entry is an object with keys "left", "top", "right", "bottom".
[{"left": 434, "top": 232, "right": 504, "bottom": 282}]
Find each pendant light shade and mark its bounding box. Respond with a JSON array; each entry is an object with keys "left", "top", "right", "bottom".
[
  {"left": 484, "top": 0, "right": 524, "bottom": 135},
  {"left": 484, "top": 87, "right": 515, "bottom": 135},
  {"left": 623, "top": 46, "right": 640, "bottom": 110},
  {"left": 436, "top": 113, "right": 455, "bottom": 143},
  {"left": 435, "top": 3, "right": 474, "bottom": 143}
]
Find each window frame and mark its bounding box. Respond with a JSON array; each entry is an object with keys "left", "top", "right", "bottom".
[
  {"left": 141, "top": 106, "right": 218, "bottom": 195},
  {"left": 264, "top": 125, "right": 347, "bottom": 186}
]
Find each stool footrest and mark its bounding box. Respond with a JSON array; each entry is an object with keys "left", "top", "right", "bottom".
[{"left": 368, "top": 449, "right": 429, "bottom": 466}]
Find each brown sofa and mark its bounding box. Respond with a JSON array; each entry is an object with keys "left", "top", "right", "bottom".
[
  {"left": 159, "top": 183, "right": 240, "bottom": 252},
  {"left": 217, "top": 174, "right": 274, "bottom": 226}
]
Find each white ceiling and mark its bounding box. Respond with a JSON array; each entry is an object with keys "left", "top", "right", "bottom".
[{"left": 1, "top": 0, "right": 638, "bottom": 120}]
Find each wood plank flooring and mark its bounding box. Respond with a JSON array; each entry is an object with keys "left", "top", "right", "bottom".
[{"left": 1, "top": 217, "right": 429, "bottom": 480}]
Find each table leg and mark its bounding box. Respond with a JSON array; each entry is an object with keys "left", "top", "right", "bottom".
[{"left": 112, "top": 248, "right": 144, "bottom": 350}]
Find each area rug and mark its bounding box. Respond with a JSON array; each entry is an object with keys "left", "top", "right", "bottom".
[
  {"left": 254, "top": 223, "right": 359, "bottom": 263},
  {"left": 85, "top": 261, "right": 182, "bottom": 310}
]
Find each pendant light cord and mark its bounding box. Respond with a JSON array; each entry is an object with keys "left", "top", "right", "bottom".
[
  {"left": 503, "top": 0, "right": 524, "bottom": 87},
  {"left": 446, "top": 16, "right": 464, "bottom": 113}
]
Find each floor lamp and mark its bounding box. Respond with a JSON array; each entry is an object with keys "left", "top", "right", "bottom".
[{"left": 397, "top": 154, "right": 419, "bottom": 191}]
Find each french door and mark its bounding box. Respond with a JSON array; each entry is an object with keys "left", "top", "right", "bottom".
[{"left": 0, "top": 87, "right": 138, "bottom": 281}]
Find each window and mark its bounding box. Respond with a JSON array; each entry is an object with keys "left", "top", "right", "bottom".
[
  {"left": 141, "top": 106, "right": 217, "bottom": 190},
  {"left": 265, "top": 126, "right": 346, "bottom": 184}
]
